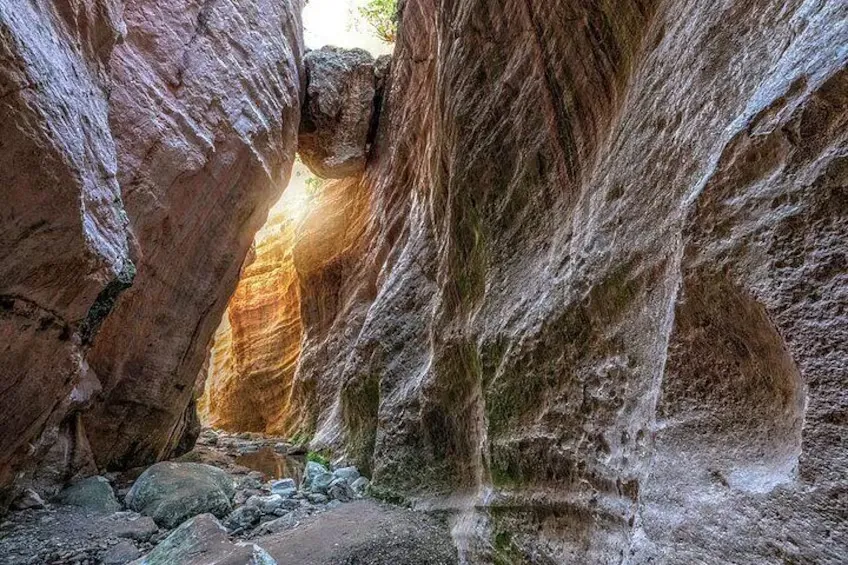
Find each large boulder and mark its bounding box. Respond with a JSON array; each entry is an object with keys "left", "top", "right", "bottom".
[
  {"left": 133, "top": 513, "right": 276, "bottom": 565},
  {"left": 125, "top": 463, "right": 235, "bottom": 528},
  {"left": 56, "top": 476, "right": 121, "bottom": 512},
  {"left": 298, "top": 47, "right": 377, "bottom": 178}
]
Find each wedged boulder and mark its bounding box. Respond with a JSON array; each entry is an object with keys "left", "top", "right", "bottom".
[
  {"left": 133, "top": 513, "right": 276, "bottom": 565},
  {"left": 125, "top": 463, "right": 235, "bottom": 528},
  {"left": 56, "top": 475, "right": 121, "bottom": 512},
  {"left": 299, "top": 47, "right": 377, "bottom": 178}
]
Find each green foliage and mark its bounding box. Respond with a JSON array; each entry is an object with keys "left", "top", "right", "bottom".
[
  {"left": 304, "top": 175, "right": 323, "bottom": 196},
  {"left": 289, "top": 430, "right": 311, "bottom": 446},
  {"left": 307, "top": 451, "right": 331, "bottom": 467},
  {"left": 357, "top": 0, "right": 398, "bottom": 43}
]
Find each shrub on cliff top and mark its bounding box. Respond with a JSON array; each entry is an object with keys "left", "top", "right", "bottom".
[{"left": 357, "top": 0, "right": 398, "bottom": 43}]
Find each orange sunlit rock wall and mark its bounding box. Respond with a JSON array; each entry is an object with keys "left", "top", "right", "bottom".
[
  {"left": 199, "top": 174, "right": 372, "bottom": 438},
  {"left": 199, "top": 205, "right": 302, "bottom": 435}
]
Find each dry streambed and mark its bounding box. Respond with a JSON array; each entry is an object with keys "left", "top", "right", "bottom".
[{"left": 0, "top": 430, "right": 457, "bottom": 564}]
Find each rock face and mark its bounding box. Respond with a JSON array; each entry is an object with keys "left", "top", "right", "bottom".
[
  {"left": 81, "top": 0, "right": 305, "bottom": 471},
  {"left": 198, "top": 184, "right": 304, "bottom": 435},
  {"left": 0, "top": 0, "right": 133, "bottom": 505},
  {"left": 284, "top": 0, "right": 848, "bottom": 562},
  {"left": 299, "top": 47, "right": 378, "bottom": 179}
]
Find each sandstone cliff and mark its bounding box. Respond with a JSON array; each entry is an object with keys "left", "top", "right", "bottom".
[
  {"left": 0, "top": 0, "right": 132, "bottom": 504},
  {"left": 199, "top": 171, "right": 307, "bottom": 436},
  {"left": 82, "top": 0, "right": 304, "bottom": 471},
  {"left": 284, "top": 1, "right": 848, "bottom": 562},
  {"left": 0, "top": 0, "right": 304, "bottom": 502}
]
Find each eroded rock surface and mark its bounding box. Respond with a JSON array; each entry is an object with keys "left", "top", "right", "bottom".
[
  {"left": 82, "top": 0, "right": 305, "bottom": 471},
  {"left": 284, "top": 0, "right": 848, "bottom": 563},
  {"left": 198, "top": 198, "right": 303, "bottom": 435},
  {"left": 0, "top": 0, "right": 133, "bottom": 506},
  {"left": 299, "top": 47, "right": 378, "bottom": 178}
]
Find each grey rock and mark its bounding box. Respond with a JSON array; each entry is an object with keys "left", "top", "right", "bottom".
[
  {"left": 56, "top": 476, "right": 121, "bottom": 512},
  {"left": 263, "top": 494, "right": 299, "bottom": 515},
  {"left": 327, "top": 478, "right": 354, "bottom": 502},
  {"left": 302, "top": 461, "right": 328, "bottom": 490},
  {"left": 101, "top": 540, "right": 141, "bottom": 564},
  {"left": 223, "top": 505, "right": 261, "bottom": 532},
  {"left": 273, "top": 443, "right": 289, "bottom": 454},
  {"left": 113, "top": 515, "right": 158, "bottom": 542},
  {"left": 332, "top": 466, "right": 360, "bottom": 484},
  {"left": 350, "top": 477, "right": 370, "bottom": 497},
  {"left": 270, "top": 478, "right": 296, "bottom": 493},
  {"left": 307, "top": 493, "right": 329, "bottom": 504},
  {"left": 310, "top": 472, "right": 334, "bottom": 494},
  {"left": 133, "top": 514, "right": 276, "bottom": 565},
  {"left": 274, "top": 487, "right": 296, "bottom": 499},
  {"left": 246, "top": 494, "right": 296, "bottom": 515},
  {"left": 239, "top": 474, "right": 263, "bottom": 490},
  {"left": 254, "top": 513, "right": 296, "bottom": 536},
  {"left": 12, "top": 488, "right": 45, "bottom": 510},
  {"left": 125, "top": 462, "right": 235, "bottom": 528},
  {"left": 234, "top": 488, "right": 264, "bottom": 506},
  {"left": 299, "top": 46, "right": 377, "bottom": 178}
]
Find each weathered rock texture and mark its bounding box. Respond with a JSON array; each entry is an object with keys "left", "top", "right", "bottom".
[
  {"left": 285, "top": 0, "right": 848, "bottom": 563},
  {"left": 199, "top": 203, "right": 302, "bottom": 435},
  {"left": 0, "top": 0, "right": 132, "bottom": 505},
  {"left": 0, "top": 0, "right": 303, "bottom": 501},
  {"left": 82, "top": 0, "right": 304, "bottom": 471},
  {"left": 299, "top": 47, "right": 378, "bottom": 179}
]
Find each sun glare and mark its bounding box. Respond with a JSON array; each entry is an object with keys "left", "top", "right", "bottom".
[
  {"left": 271, "top": 162, "right": 318, "bottom": 226},
  {"left": 303, "top": 0, "right": 394, "bottom": 56}
]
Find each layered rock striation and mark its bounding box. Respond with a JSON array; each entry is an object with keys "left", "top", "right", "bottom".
[{"left": 199, "top": 196, "right": 303, "bottom": 435}]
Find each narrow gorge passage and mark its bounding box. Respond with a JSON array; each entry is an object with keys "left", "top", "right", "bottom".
[{"left": 1, "top": 0, "right": 847, "bottom": 564}]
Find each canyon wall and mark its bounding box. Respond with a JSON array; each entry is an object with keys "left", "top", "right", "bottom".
[
  {"left": 287, "top": 0, "right": 848, "bottom": 562},
  {"left": 0, "top": 0, "right": 304, "bottom": 502},
  {"left": 0, "top": 0, "right": 132, "bottom": 504},
  {"left": 82, "top": 0, "right": 304, "bottom": 471},
  {"left": 199, "top": 189, "right": 304, "bottom": 435}
]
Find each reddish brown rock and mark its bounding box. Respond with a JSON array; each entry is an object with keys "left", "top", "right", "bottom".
[
  {"left": 199, "top": 187, "right": 304, "bottom": 435},
  {"left": 82, "top": 0, "right": 305, "bottom": 471},
  {"left": 0, "top": 0, "right": 132, "bottom": 504},
  {"left": 287, "top": 0, "right": 848, "bottom": 562}
]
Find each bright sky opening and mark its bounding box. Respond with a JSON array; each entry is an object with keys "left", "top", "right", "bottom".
[{"left": 303, "top": 0, "right": 394, "bottom": 56}]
